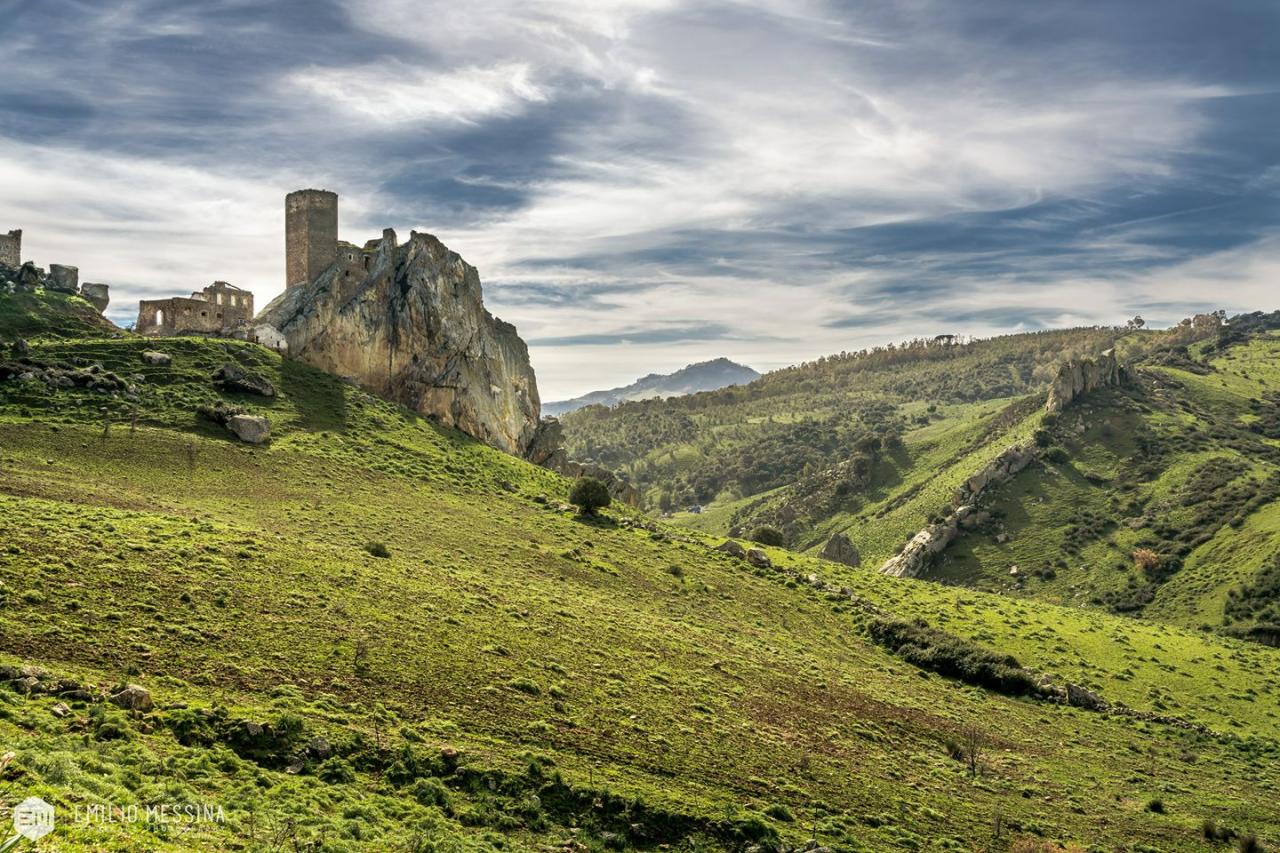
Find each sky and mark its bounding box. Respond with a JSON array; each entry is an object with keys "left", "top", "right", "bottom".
[{"left": 1, "top": 0, "right": 1278, "bottom": 400}]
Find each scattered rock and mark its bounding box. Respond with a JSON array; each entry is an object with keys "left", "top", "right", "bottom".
[
  {"left": 141, "top": 351, "right": 171, "bottom": 366},
  {"left": 51, "top": 703, "right": 70, "bottom": 718},
  {"left": 715, "top": 540, "right": 746, "bottom": 558},
  {"left": 80, "top": 282, "right": 110, "bottom": 313},
  {"left": 213, "top": 363, "right": 275, "bottom": 397},
  {"left": 226, "top": 414, "right": 270, "bottom": 444},
  {"left": 306, "top": 737, "right": 332, "bottom": 760},
  {"left": 46, "top": 264, "right": 79, "bottom": 293},
  {"left": 820, "top": 532, "right": 861, "bottom": 567},
  {"left": 1065, "top": 682, "right": 1108, "bottom": 712},
  {"left": 746, "top": 548, "right": 772, "bottom": 569},
  {"left": 109, "top": 684, "right": 153, "bottom": 712}
]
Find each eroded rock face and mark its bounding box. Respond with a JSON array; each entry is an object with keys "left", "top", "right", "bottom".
[
  {"left": 880, "top": 442, "right": 1037, "bottom": 579},
  {"left": 1045, "top": 349, "right": 1124, "bottom": 413},
  {"left": 256, "top": 232, "right": 540, "bottom": 456},
  {"left": 821, "top": 532, "right": 861, "bottom": 567}
]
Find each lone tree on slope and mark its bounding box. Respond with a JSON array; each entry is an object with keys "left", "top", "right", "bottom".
[{"left": 570, "top": 477, "right": 612, "bottom": 516}]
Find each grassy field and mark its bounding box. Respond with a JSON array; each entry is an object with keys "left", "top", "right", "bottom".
[{"left": 0, "top": 328, "right": 1279, "bottom": 850}]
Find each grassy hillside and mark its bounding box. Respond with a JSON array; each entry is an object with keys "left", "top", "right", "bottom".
[
  {"left": 560, "top": 328, "right": 1122, "bottom": 534},
  {"left": 0, "top": 289, "right": 120, "bottom": 340},
  {"left": 1, "top": 330, "right": 1279, "bottom": 850},
  {"left": 560, "top": 316, "right": 1280, "bottom": 642},
  {"left": 934, "top": 317, "right": 1280, "bottom": 642}
]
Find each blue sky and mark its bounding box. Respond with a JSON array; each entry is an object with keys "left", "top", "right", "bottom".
[{"left": 1, "top": 0, "right": 1277, "bottom": 399}]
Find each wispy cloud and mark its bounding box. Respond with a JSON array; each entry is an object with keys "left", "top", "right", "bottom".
[{"left": 0, "top": 0, "right": 1276, "bottom": 398}]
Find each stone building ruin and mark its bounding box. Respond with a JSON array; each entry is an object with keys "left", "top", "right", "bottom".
[
  {"left": 0, "top": 230, "right": 21, "bottom": 268},
  {"left": 137, "top": 281, "right": 254, "bottom": 337}
]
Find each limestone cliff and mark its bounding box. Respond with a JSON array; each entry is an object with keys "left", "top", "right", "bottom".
[
  {"left": 879, "top": 443, "right": 1036, "bottom": 579},
  {"left": 255, "top": 231, "right": 540, "bottom": 456},
  {"left": 1045, "top": 349, "right": 1124, "bottom": 413}
]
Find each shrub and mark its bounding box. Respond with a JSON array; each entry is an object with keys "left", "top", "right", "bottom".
[
  {"left": 569, "top": 478, "right": 611, "bottom": 516},
  {"left": 408, "top": 777, "right": 451, "bottom": 811},
  {"left": 317, "top": 757, "right": 356, "bottom": 784},
  {"left": 1132, "top": 548, "right": 1160, "bottom": 574},
  {"left": 1043, "top": 446, "right": 1070, "bottom": 464},
  {"left": 1146, "top": 798, "right": 1165, "bottom": 813},
  {"left": 763, "top": 803, "right": 794, "bottom": 822},
  {"left": 867, "top": 618, "right": 1038, "bottom": 696},
  {"left": 749, "top": 526, "right": 785, "bottom": 547},
  {"left": 364, "top": 541, "right": 391, "bottom": 558},
  {"left": 1238, "top": 834, "right": 1261, "bottom": 853}
]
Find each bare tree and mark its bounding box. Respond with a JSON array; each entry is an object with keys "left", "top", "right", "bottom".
[{"left": 962, "top": 724, "right": 984, "bottom": 778}]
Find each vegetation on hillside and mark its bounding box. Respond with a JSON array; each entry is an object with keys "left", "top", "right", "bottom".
[{"left": 1, "top": 315, "right": 1278, "bottom": 850}]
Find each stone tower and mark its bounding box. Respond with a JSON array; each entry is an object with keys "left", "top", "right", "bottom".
[
  {"left": 285, "top": 190, "right": 338, "bottom": 288},
  {"left": 0, "top": 229, "right": 21, "bottom": 268}
]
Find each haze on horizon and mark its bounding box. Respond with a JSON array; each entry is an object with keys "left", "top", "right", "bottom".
[{"left": 0, "top": 0, "right": 1277, "bottom": 400}]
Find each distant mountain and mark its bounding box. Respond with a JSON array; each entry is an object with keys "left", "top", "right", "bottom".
[{"left": 543, "top": 357, "right": 760, "bottom": 416}]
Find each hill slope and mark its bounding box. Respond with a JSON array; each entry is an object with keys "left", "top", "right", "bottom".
[
  {"left": 559, "top": 314, "right": 1280, "bottom": 645},
  {"left": 544, "top": 358, "right": 760, "bottom": 416},
  {"left": 0, "top": 327, "right": 1278, "bottom": 850}
]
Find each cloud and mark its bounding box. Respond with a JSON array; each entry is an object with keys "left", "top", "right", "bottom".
[
  {"left": 286, "top": 62, "right": 550, "bottom": 126},
  {"left": 0, "top": 0, "right": 1276, "bottom": 399}
]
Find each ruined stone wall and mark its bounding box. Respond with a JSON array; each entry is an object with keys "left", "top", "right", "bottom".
[
  {"left": 0, "top": 230, "right": 21, "bottom": 268},
  {"left": 285, "top": 189, "right": 338, "bottom": 289},
  {"left": 137, "top": 282, "right": 253, "bottom": 336}
]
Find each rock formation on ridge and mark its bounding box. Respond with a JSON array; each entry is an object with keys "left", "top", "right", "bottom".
[{"left": 255, "top": 229, "right": 541, "bottom": 456}]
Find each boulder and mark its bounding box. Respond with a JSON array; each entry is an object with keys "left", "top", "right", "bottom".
[
  {"left": 255, "top": 231, "right": 541, "bottom": 456},
  {"left": 715, "top": 540, "right": 746, "bottom": 558},
  {"left": 109, "top": 684, "right": 153, "bottom": 712},
  {"left": 80, "top": 282, "right": 110, "bottom": 313},
  {"left": 1065, "top": 682, "right": 1108, "bottom": 712},
  {"left": 746, "top": 548, "right": 772, "bottom": 568},
  {"left": 141, "top": 351, "right": 171, "bottom": 366},
  {"left": 46, "top": 264, "right": 79, "bottom": 293},
  {"left": 213, "top": 363, "right": 275, "bottom": 397},
  {"left": 821, "top": 532, "right": 861, "bottom": 567},
  {"left": 227, "top": 414, "right": 271, "bottom": 444}
]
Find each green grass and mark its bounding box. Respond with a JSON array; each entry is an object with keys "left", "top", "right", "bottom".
[{"left": 1, "top": 333, "right": 1279, "bottom": 850}]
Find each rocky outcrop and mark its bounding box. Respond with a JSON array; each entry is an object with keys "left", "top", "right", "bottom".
[
  {"left": 46, "top": 264, "right": 79, "bottom": 293},
  {"left": 80, "top": 283, "right": 110, "bottom": 313},
  {"left": 821, "top": 532, "right": 861, "bottom": 567},
  {"left": 213, "top": 363, "right": 275, "bottom": 397},
  {"left": 1045, "top": 349, "right": 1125, "bottom": 413},
  {"left": 255, "top": 231, "right": 540, "bottom": 456},
  {"left": 880, "top": 443, "right": 1036, "bottom": 579}
]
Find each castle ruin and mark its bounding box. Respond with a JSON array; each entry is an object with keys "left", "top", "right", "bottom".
[
  {"left": 0, "top": 230, "right": 20, "bottom": 268},
  {"left": 137, "top": 281, "right": 253, "bottom": 337},
  {"left": 286, "top": 189, "right": 339, "bottom": 288}
]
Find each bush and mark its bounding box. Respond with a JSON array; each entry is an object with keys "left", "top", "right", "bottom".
[
  {"left": 364, "top": 541, "right": 391, "bottom": 558},
  {"left": 1043, "top": 446, "right": 1070, "bottom": 464},
  {"left": 317, "top": 757, "right": 356, "bottom": 784},
  {"left": 1132, "top": 548, "right": 1160, "bottom": 574},
  {"left": 749, "top": 526, "right": 785, "bottom": 547},
  {"left": 1146, "top": 798, "right": 1165, "bottom": 813},
  {"left": 1238, "top": 834, "right": 1262, "bottom": 853},
  {"left": 569, "top": 478, "right": 611, "bottom": 516},
  {"left": 868, "top": 617, "right": 1038, "bottom": 696},
  {"left": 763, "top": 803, "right": 793, "bottom": 822}
]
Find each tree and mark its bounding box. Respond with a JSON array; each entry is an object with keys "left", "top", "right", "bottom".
[
  {"left": 962, "top": 724, "right": 984, "bottom": 778},
  {"left": 569, "top": 477, "right": 611, "bottom": 516}
]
